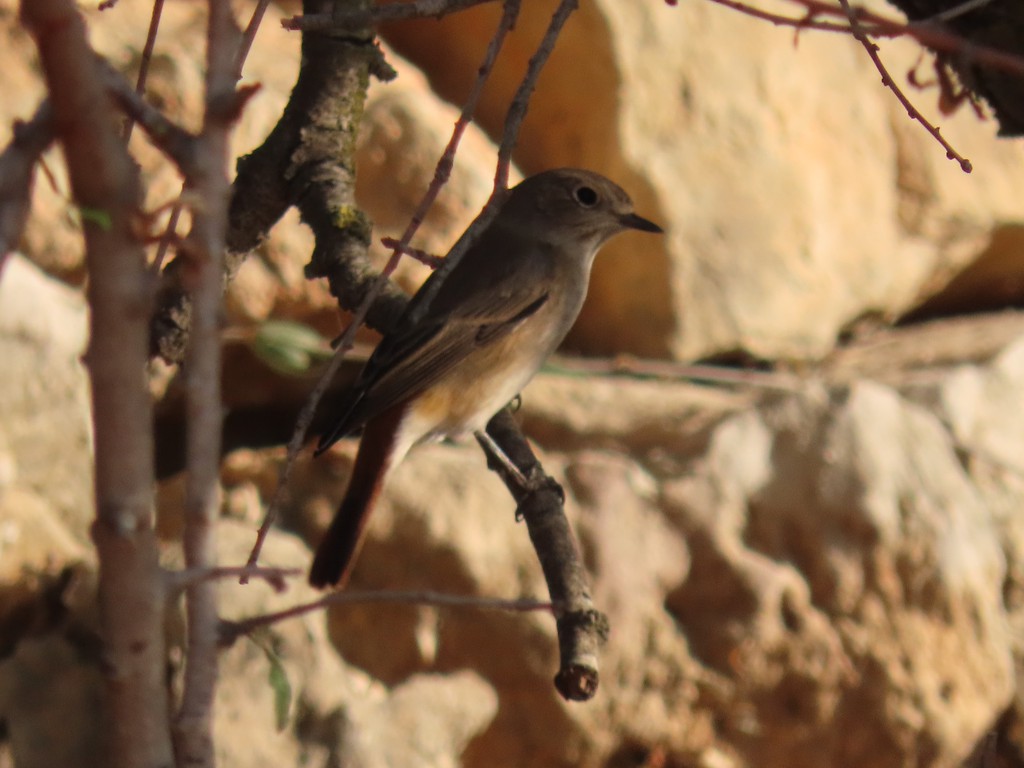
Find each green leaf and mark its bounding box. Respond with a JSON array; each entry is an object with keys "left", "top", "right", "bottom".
[
  {"left": 78, "top": 206, "right": 113, "bottom": 231},
  {"left": 251, "top": 320, "right": 332, "bottom": 375},
  {"left": 266, "top": 650, "right": 292, "bottom": 731},
  {"left": 248, "top": 632, "right": 293, "bottom": 731}
]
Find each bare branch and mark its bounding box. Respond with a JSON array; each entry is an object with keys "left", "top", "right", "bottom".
[
  {"left": 220, "top": 589, "right": 554, "bottom": 646},
  {"left": 705, "top": 0, "right": 883, "bottom": 34},
  {"left": 0, "top": 102, "right": 54, "bottom": 265},
  {"left": 235, "top": 0, "right": 272, "bottom": 79},
  {"left": 19, "top": 0, "right": 173, "bottom": 764},
  {"left": 702, "top": 0, "right": 1024, "bottom": 79},
  {"left": 122, "top": 0, "right": 166, "bottom": 142},
  {"left": 166, "top": 565, "right": 301, "bottom": 594},
  {"left": 482, "top": 410, "right": 608, "bottom": 701},
  {"left": 97, "top": 58, "right": 202, "bottom": 176},
  {"left": 494, "top": 0, "right": 578, "bottom": 189},
  {"left": 284, "top": 0, "right": 501, "bottom": 32},
  {"left": 172, "top": 2, "right": 242, "bottom": 765},
  {"left": 838, "top": 0, "right": 972, "bottom": 172},
  {"left": 379, "top": 236, "right": 444, "bottom": 269},
  {"left": 545, "top": 354, "right": 805, "bottom": 392}
]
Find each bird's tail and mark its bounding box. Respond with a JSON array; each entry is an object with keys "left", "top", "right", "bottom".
[{"left": 308, "top": 405, "right": 407, "bottom": 589}]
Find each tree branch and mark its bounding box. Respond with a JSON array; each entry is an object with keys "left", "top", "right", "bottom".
[
  {"left": 481, "top": 410, "right": 608, "bottom": 701},
  {"left": 220, "top": 589, "right": 553, "bottom": 647},
  {"left": 171, "top": 3, "right": 241, "bottom": 766},
  {"left": 0, "top": 102, "right": 54, "bottom": 266},
  {"left": 283, "top": 0, "right": 502, "bottom": 32},
  {"left": 122, "top": 0, "right": 165, "bottom": 143},
  {"left": 19, "top": 0, "right": 173, "bottom": 765},
  {"left": 838, "top": 0, "right": 972, "bottom": 171},
  {"left": 150, "top": 1, "right": 400, "bottom": 365}
]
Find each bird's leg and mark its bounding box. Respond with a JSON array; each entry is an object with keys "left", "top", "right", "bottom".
[{"left": 475, "top": 428, "right": 530, "bottom": 490}]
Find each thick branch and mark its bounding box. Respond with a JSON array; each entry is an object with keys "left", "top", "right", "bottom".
[
  {"left": 150, "top": 2, "right": 402, "bottom": 365},
  {"left": 20, "top": 1, "right": 172, "bottom": 766},
  {"left": 481, "top": 410, "right": 608, "bottom": 701},
  {"left": 284, "top": 0, "right": 502, "bottom": 31},
  {"left": 292, "top": 15, "right": 402, "bottom": 330}
]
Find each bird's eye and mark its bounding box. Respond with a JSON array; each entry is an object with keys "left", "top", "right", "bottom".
[{"left": 573, "top": 186, "right": 599, "bottom": 207}]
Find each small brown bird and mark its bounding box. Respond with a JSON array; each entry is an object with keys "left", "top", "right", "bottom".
[{"left": 309, "top": 168, "right": 662, "bottom": 588}]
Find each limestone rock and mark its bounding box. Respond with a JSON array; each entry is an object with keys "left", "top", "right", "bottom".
[
  {"left": 382, "top": 0, "right": 1024, "bottom": 361},
  {"left": 356, "top": 50, "right": 510, "bottom": 297},
  {"left": 0, "top": 631, "right": 105, "bottom": 768},
  {"left": 0, "top": 488, "right": 87, "bottom": 584},
  {"left": 0, "top": 255, "right": 92, "bottom": 539},
  {"left": 663, "top": 378, "right": 1014, "bottom": 767},
  {"left": 336, "top": 671, "right": 497, "bottom": 768}
]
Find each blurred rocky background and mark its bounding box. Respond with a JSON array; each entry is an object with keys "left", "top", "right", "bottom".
[{"left": 3, "top": 0, "right": 1024, "bottom": 766}]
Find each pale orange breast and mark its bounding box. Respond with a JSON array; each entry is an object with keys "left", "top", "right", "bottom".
[{"left": 405, "top": 321, "right": 551, "bottom": 440}]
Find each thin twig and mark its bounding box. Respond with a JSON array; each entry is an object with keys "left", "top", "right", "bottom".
[
  {"left": 837, "top": 0, "right": 972, "bottom": 172},
  {"left": 283, "top": 0, "right": 501, "bottom": 32},
  {"left": 98, "top": 58, "right": 201, "bottom": 176},
  {"left": 494, "top": 0, "right": 578, "bottom": 188},
  {"left": 151, "top": 202, "right": 184, "bottom": 275},
  {"left": 242, "top": 0, "right": 519, "bottom": 575},
  {"left": 221, "top": 590, "right": 554, "bottom": 646},
  {"left": 173, "top": 1, "right": 242, "bottom": 764},
  {"left": 701, "top": 0, "right": 1024, "bottom": 79},
  {"left": 166, "top": 565, "right": 301, "bottom": 594},
  {"left": 379, "top": 236, "right": 444, "bottom": 269},
  {"left": 928, "top": 0, "right": 994, "bottom": 23},
  {"left": 544, "top": 355, "right": 805, "bottom": 393},
  {"left": 235, "top": 0, "right": 271, "bottom": 79},
  {"left": 148, "top": 0, "right": 271, "bottom": 277},
  {"left": 705, "top": 0, "right": 884, "bottom": 35},
  {"left": 122, "top": 0, "right": 165, "bottom": 143},
  {"left": 405, "top": 0, "right": 578, "bottom": 324},
  {"left": 788, "top": 0, "right": 1024, "bottom": 75}
]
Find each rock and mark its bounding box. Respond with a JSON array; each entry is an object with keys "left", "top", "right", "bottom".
[
  {"left": 0, "top": 255, "right": 92, "bottom": 539},
  {"left": 519, "top": 366, "right": 752, "bottom": 459},
  {"left": 663, "top": 379, "right": 1014, "bottom": 767},
  {"left": 0, "top": 631, "right": 106, "bottom": 768},
  {"left": 336, "top": 671, "right": 497, "bottom": 768},
  {"left": 0, "top": 488, "right": 87, "bottom": 583},
  {"left": 927, "top": 334, "right": 1024, "bottom": 474},
  {"left": 355, "top": 49, "right": 511, "bottom": 297},
  {"left": 381, "top": 0, "right": 1024, "bottom": 361}
]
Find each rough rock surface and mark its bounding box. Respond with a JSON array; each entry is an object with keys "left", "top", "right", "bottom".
[
  {"left": 0, "top": 256, "right": 92, "bottom": 538},
  {"left": 382, "top": 0, "right": 1024, "bottom": 361},
  {"left": 5, "top": 0, "right": 1024, "bottom": 767}
]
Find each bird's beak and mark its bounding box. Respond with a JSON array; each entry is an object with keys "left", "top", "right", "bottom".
[{"left": 619, "top": 212, "right": 663, "bottom": 233}]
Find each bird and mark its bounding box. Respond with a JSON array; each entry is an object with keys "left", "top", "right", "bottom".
[{"left": 309, "top": 168, "right": 663, "bottom": 588}]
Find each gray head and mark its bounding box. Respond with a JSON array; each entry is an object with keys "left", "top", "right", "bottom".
[{"left": 498, "top": 168, "right": 662, "bottom": 250}]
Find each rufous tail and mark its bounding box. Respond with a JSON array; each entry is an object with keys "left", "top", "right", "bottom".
[{"left": 309, "top": 406, "right": 406, "bottom": 589}]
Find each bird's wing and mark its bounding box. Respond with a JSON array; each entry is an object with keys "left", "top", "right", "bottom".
[{"left": 317, "top": 235, "right": 555, "bottom": 451}]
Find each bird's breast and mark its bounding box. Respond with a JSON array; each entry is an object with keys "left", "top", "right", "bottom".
[{"left": 405, "top": 296, "right": 576, "bottom": 441}]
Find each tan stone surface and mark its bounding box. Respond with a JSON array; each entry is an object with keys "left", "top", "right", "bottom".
[
  {"left": 383, "top": 0, "right": 1024, "bottom": 362},
  {"left": 0, "top": 255, "right": 93, "bottom": 538},
  {"left": 7, "top": 1, "right": 1024, "bottom": 767},
  {"left": 660, "top": 379, "right": 1014, "bottom": 766}
]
